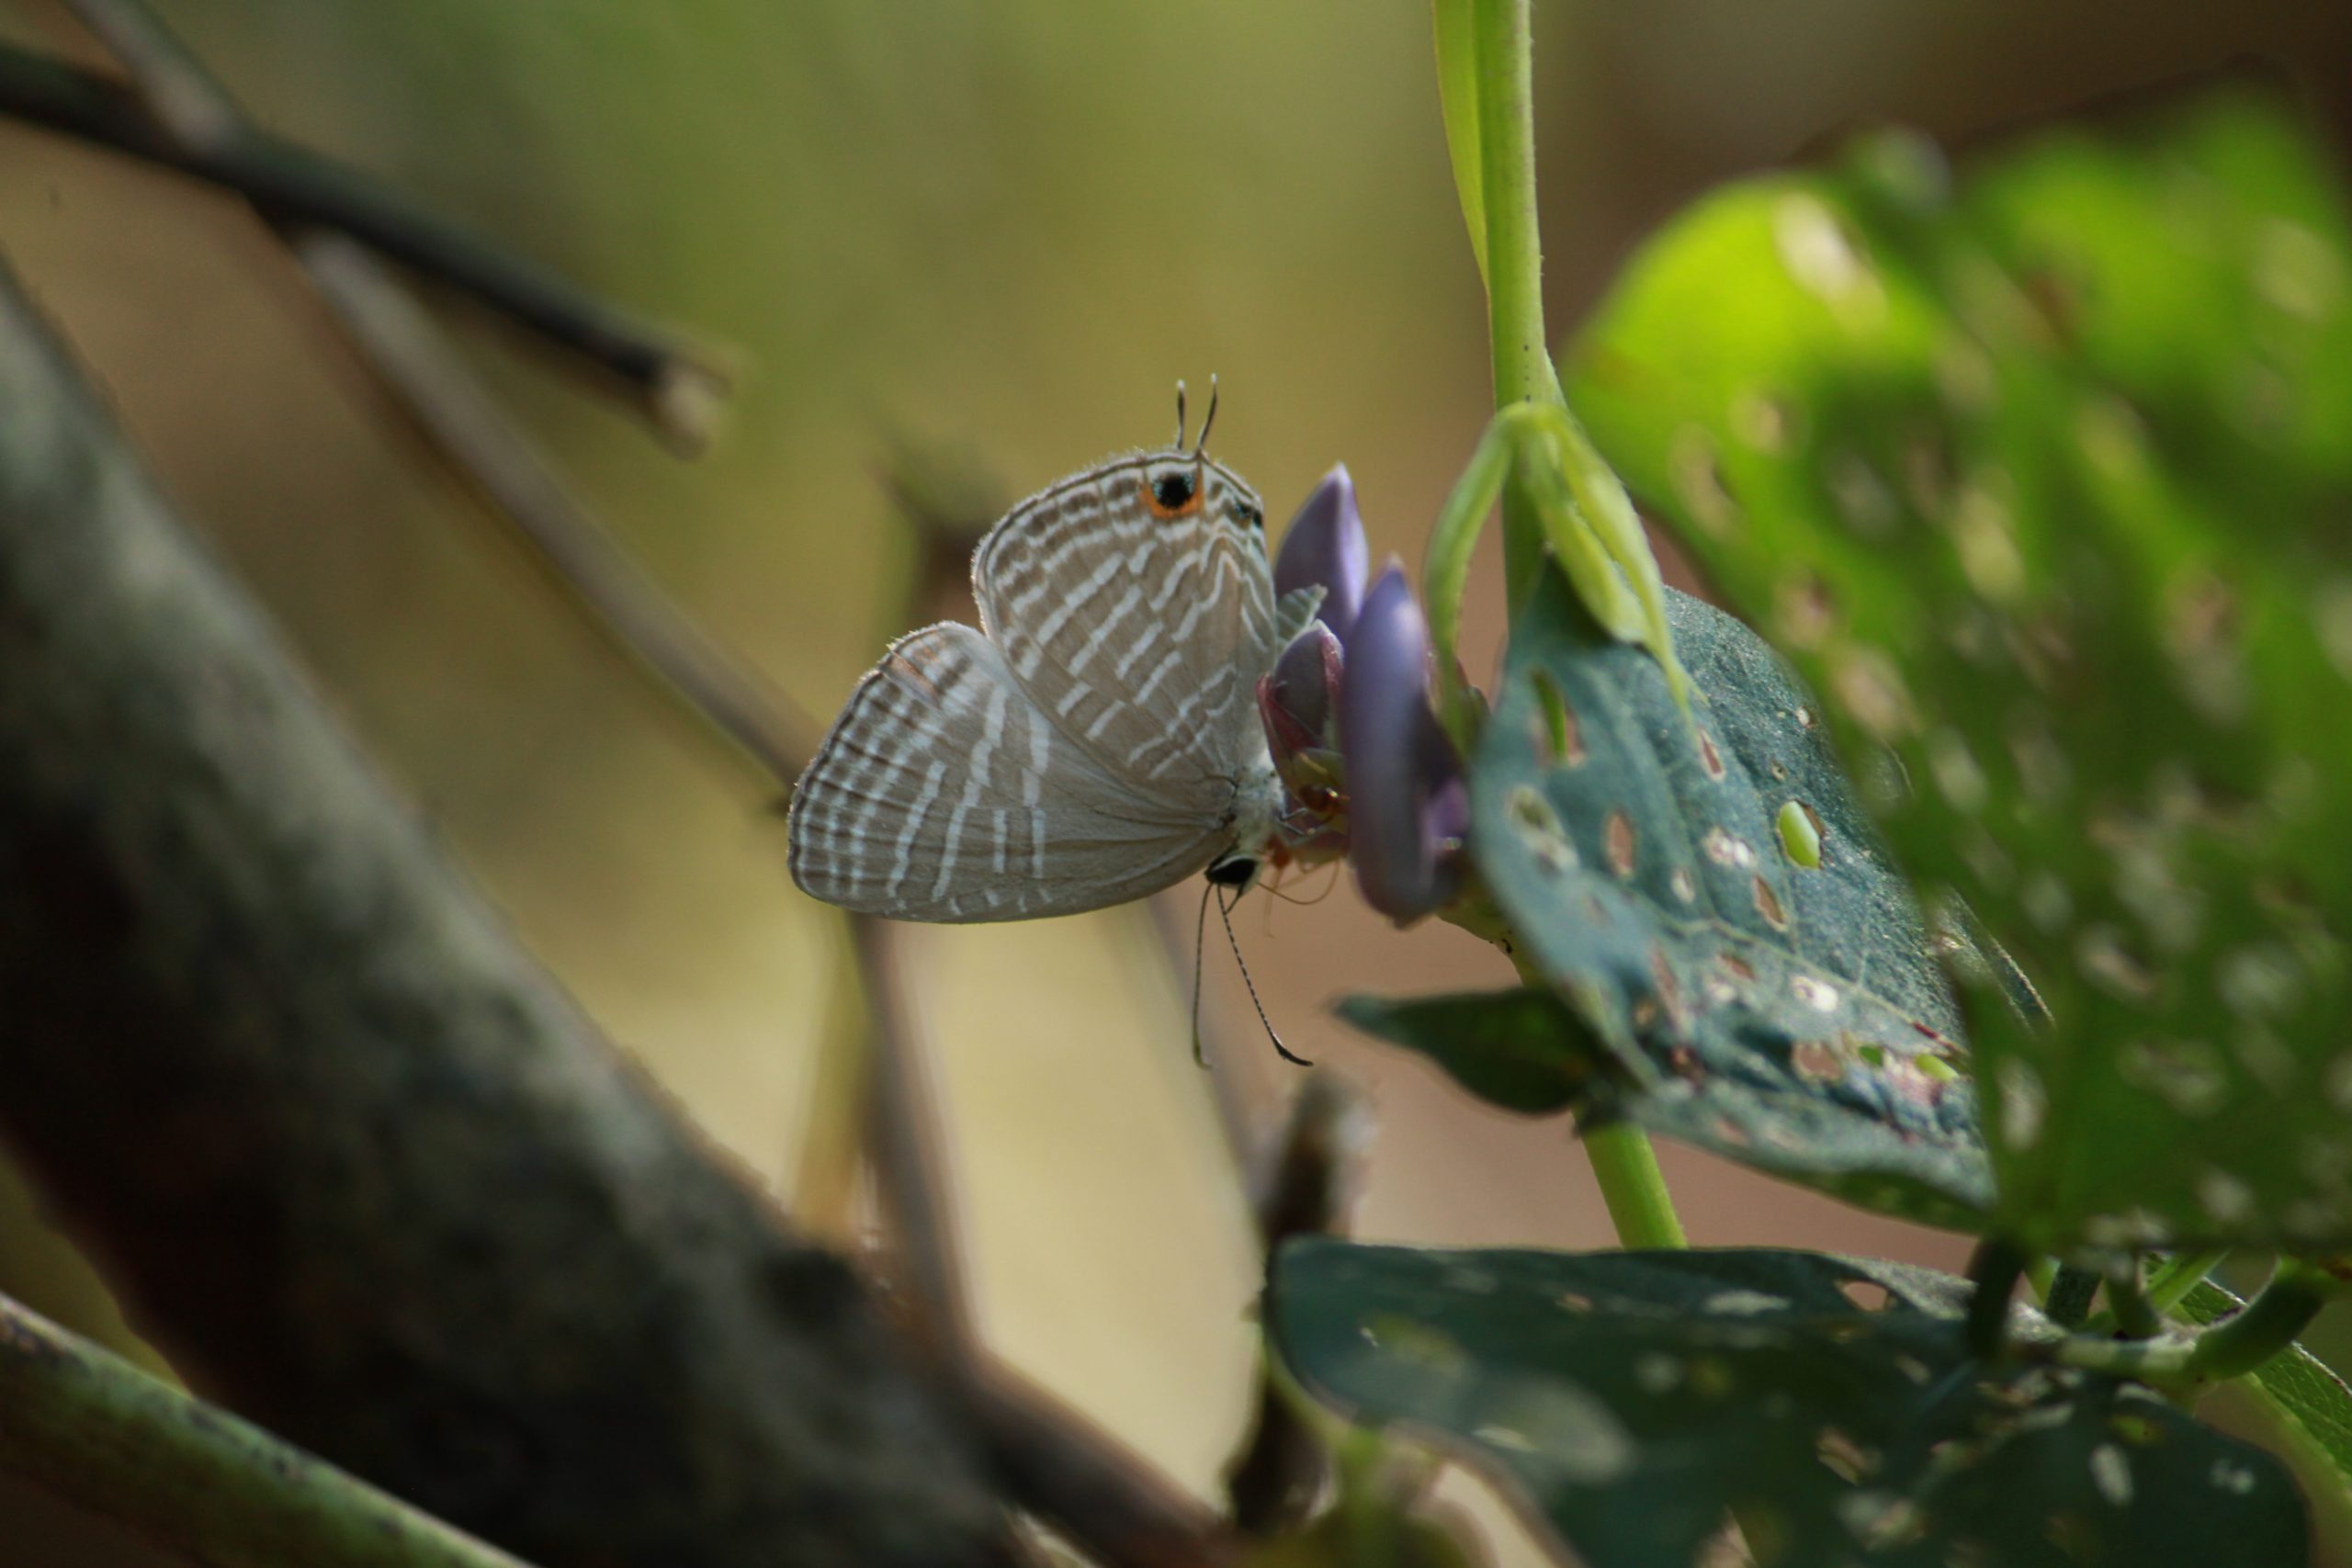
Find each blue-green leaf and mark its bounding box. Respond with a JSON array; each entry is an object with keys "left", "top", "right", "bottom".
[
  {"left": 1465, "top": 575, "right": 1993, "bottom": 1228},
  {"left": 1340, "top": 984, "right": 1990, "bottom": 1231},
  {"left": 1568, "top": 90, "right": 2352, "bottom": 1253},
  {"left": 1272, "top": 1240, "right": 2308, "bottom": 1568}
]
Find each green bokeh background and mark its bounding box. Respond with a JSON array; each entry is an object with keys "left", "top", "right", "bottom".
[{"left": 3, "top": 1, "right": 2349, "bottom": 1562}]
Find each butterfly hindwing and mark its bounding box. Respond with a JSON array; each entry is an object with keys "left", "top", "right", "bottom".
[{"left": 786, "top": 622, "right": 1226, "bottom": 921}]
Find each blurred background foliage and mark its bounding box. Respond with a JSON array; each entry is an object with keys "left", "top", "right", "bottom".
[{"left": 2, "top": 1, "right": 2350, "bottom": 1562}]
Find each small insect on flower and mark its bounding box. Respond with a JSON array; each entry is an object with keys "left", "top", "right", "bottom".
[{"left": 786, "top": 383, "right": 1325, "bottom": 923}]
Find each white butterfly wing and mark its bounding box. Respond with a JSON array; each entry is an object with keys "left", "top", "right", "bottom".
[
  {"left": 972, "top": 454, "right": 1281, "bottom": 818},
  {"left": 786, "top": 622, "right": 1227, "bottom": 921}
]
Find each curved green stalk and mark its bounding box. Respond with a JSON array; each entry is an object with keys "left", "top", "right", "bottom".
[
  {"left": 2030, "top": 1260, "right": 2329, "bottom": 1392},
  {"left": 1422, "top": 405, "right": 1668, "bottom": 748},
  {"left": 1429, "top": 0, "right": 1689, "bottom": 1254},
  {"left": 0, "top": 1292, "right": 536, "bottom": 1568},
  {"left": 1468, "top": 0, "right": 1558, "bottom": 604},
  {"left": 2147, "top": 1249, "right": 2232, "bottom": 1317},
  {"left": 1421, "top": 414, "right": 1516, "bottom": 746},
  {"left": 1427, "top": 1, "right": 1692, "bottom": 708},
  {"left": 2180, "top": 1261, "right": 2331, "bottom": 1384}
]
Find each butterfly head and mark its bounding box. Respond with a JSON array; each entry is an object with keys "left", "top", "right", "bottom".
[
  {"left": 1204, "top": 852, "right": 1261, "bottom": 891},
  {"left": 1136, "top": 451, "right": 1265, "bottom": 531}
]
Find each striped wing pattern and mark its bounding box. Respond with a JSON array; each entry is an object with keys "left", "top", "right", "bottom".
[
  {"left": 973, "top": 456, "right": 1280, "bottom": 819},
  {"left": 788, "top": 446, "right": 1284, "bottom": 922},
  {"left": 786, "top": 623, "right": 1227, "bottom": 921}
]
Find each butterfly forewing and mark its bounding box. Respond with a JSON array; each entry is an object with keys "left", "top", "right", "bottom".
[
  {"left": 973, "top": 455, "right": 1279, "bottom": 817},
  {"left": 787, "top": 622, "right": 1227, "bottom": 921}
]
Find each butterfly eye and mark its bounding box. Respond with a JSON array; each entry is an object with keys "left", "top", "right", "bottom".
[
  {"left": 1148, "top": 468, "right": 1199, "bottom": 515},
  {"left": 1206, "top": 853, "right": 1259, "bottom": 888}
]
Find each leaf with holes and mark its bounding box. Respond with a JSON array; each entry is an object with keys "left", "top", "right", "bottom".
[
  {"left": 1567, "top": 90, "right": 2352, "bottom": 1252},
  {"left": 1270, "top": 1240, "right": 2307, "bottom": 1568},
  {"left": 1340, "top": 987, "right": 1992, "bottom": 1230},
  {"left": 1468, "top": 574, "right": 1994, "bottom": 1229}
]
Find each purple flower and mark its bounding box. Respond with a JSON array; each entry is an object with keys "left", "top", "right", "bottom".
[
  {"left": 1257, "top": 474, "right": 1470, "bottom": 919},
  {"left": 1273, "top": 464, "right": 1369, "bottom": 645},
  {"left": 1340, "top": 564, "right": 1468, "bottom": 925},
  {"left": 1261, "top": 622, "right": 1342, "bottom": 770},
  {"left": 1258, "top": 465, "right": 1371, "bottom": 870},
  {"left": 1257, "top": 623, "right": 1350, "bottom": 863}
]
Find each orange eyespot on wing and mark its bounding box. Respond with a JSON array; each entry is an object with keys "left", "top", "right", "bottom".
[{"left": 1141, "top": 468, "right": 1204, "bottom": 519}]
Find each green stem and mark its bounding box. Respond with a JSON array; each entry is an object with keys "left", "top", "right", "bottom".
[
  {"left": 2146, "top": 1249, "right": 2231, "bottom": 1318},
  {"left": 1965, "top": 1238, "right": 2029, "bottom": 1358},
  {"left": 1583, "top": 1120, "right": 1689, "bottom": 1249},
  {"left": 2108, "top": 1259, "right": 2162, "bottom": 1340},
  {"left": 1441, "top": 0, "right": 1693, "bottom": 1258},
  {"left": 2031, "top": 1261, "right": 2328, "bottom": 1391},
  {"left": 2030, "top": 1332, "right": 2195, "bottom": 1383},
  {"left": 2180, "top": 1261, "right": 2329, "bottom": 1384},
  {"left": 0, "top": 1292, "right": 537, "bottom": 1568},
  {"left": 1471, "top": 0, "right": 1562, "bottom": 604},
  {"left": 1504, "top": 945, "right": 1686, "bottom": 1249},
  {"left": 2041, "top": 1263, "right": 2099, "bottom": 1331}
]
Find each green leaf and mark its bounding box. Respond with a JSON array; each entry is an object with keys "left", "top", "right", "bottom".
[
  {"left": 2181, "top": 1279, "right": 2352, "bottom": 1516},
  {"left": 1341, "top": 987, "right": 1989, "bottom": 1231},
  {"left": 1465, "top": 573, "right": 1994, "bottom": 1229},
  {"left": 1337, "top": 991, "right": 1594, "bottom": 1114},
  {"left": 1567, "top": 89, "right": 2352, "bottom": 1253},
  {"left": 1429, "top": 0, "right": 1486, "bottom": 288},
  {"left": 1421, "top": 406, "right": 1685, "bottom": 748},
  {"left": 1271, "top": 1240, "right": 2309, "bottom": 1568}
]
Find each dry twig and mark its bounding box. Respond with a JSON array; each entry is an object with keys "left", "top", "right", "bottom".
[{"left": 0, "top": 38, "right": 722, "bottom": 441}]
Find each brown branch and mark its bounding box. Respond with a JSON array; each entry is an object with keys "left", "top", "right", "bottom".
[
  {"left": 0, "top": 39, "right": 723, "bottom": 444},
  {"left": 294, "top": 232, "right": 814, "bottom": 784},
  {"left": 0, "top": 1292, "right": 541, "bottom": 1568},
  {"left": 0, "top": 250, "right": 1013, "bottom": 1568},
  {"left": 28, "top": 3, "right": 807, "bottom": 781},
  {"left": 970, "top": 1373, "right": 1244, "bottom": 1568},
  {"left": 54, "top": 0, "right": 242, "bottom": 149},
  {"left": 853, "top": 913, "right": 976, "bottom": 1355},
  {"left": 1224, "top": 1073, "right": 1372, "bottom": 1534},
  {"left": 854, "top": 907, "right": 1242, "bottom": 1568}
]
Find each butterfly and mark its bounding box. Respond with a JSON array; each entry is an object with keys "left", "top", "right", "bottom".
[{"left": 786, "top": 395, "right": 1320, "bottom": 922}]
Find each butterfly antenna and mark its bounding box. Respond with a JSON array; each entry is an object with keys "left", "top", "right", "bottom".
[
  {"left": 1193, "top": 373, "right": 1220, "bottom": 457},
  {"left": 1173, "top": 379, "right": 1189, "bottom": 449},
  {"left": 1218, "top": 886, "right": 1312, "bottom": 1066},
  {"left": 1189, "top": 878, "right": 1215, "bottom": 1067}
]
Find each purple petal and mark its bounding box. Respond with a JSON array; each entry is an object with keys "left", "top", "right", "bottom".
[
  {"left": 1273, "top": 464, "right": 1369, "bottom": 645},
  {"left": 1262, "top": 623, "right": 1344, "bottom": 759},
  {"left": 1341, "top": 564, "right": 1466, "bottom": 924}
]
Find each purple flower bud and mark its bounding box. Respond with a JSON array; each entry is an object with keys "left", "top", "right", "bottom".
[
  {"left": 1273, "top": 464, "right": 1369, "bottom": 645},
  {"left": 1341, "top": 563, "right": 1468, "bottom": 924},
  {"left": 1261, "top": 622, "right": 1343, "bottom": 767},
  {"left": 1258, "top": 624, "right": 1351, "bottom": 866}
]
